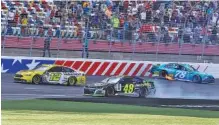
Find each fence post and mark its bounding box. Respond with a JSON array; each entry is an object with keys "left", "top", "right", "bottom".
[
  {"left": 29, "top": 25, "right": 36, "bottom": 57},
  {"left": 57, "top": 29, "right": 61, "bottom": 58},
  {"left": 2, "top": 24, "right": 8, "bottom": 55},
  {"left": 178, "top": 26, "right": 185, "bottom": 63},
  {"left": 109, "top": 28, "right": 113, "bottom": 58},
  {"left": 201, "top": 34, "right": 206, "bottom": 59},
  {"left": 178, "top": 37, "right": 183, "bottom": 62},
  {"left": 132, "top": 30, "right": 136, "bottom": 60},
  {"left": 29, "top": 26, "right": 33, "bottom": 57},
  {"left": 82, "top": 17, "right": 89, "bottom": 58},
  {"left": 155, "top": 28, "right": 161, "bottom": 61},
  {"left": 2, "top": 11, "right": 9, "bottom": 55}
]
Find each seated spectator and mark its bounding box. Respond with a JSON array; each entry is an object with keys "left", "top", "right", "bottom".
[
  {"left": 21, "top": 16, "right": 28, "bottom": 25},
  {"left": 14, "top": 11, "right": 20, "bottom": 25},
  {"left": 28, "top": 15, "right": 34, "bottom": 25},
  {"left": 8, "top": 9, "right": 15, "bottom": 25}
]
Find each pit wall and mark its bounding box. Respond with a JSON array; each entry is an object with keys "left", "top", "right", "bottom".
[{"left": 1, "top": 56, "right": 219, "bottom": 78}]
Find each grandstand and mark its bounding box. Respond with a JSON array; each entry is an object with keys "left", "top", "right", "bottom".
[{"left": 1, "top": 1, "right": 219, "bottom": 62}]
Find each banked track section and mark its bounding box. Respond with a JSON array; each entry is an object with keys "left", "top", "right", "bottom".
[{"left": 2, "top": 73, "right": 219, "bottom": 110}]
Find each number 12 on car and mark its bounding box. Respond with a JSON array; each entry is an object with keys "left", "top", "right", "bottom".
[
  {"left": 49, "top": 73, "right": 61, "bottom": 81},
  {"left": 123, "top": 84, "right": 134, "bottom": 93}
]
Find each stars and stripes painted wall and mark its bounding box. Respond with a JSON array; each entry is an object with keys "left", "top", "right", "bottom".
[
  {"left": 1, "top": 56, "right": 153, "bottom": 76},
  {"left": 2, "top": 56, "right": 219, "bottom": 78}
]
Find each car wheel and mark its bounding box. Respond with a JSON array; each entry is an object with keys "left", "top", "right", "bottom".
[
  {"left": 159, "top": 70, "right": 168, "bottom": 77},
  {"left": 68, "top": 76, "right": 77, "bottom": 86},
  {"left": 138, "top": 87, "right": 148, "bottom": 98},
  {"left": 105, "top": 86, "right": 115, "bottom": 97},
  {"left": 32, "top": 75, "right": 41, "bottom": 84},
  {"left": 151, "top": 88, "right": 156, "bottom": 95},
  {"left": 192, "top": 75, "right": 202, "bottom": 83}
]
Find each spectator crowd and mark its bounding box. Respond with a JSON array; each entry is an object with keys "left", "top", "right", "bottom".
[{"left": 1, "top": 0, "right": 219, "bottom": 45}]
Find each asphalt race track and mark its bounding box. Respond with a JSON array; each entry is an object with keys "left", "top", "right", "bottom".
[{"left": 2, "top": 73, "right": 219, "bottom": 100}]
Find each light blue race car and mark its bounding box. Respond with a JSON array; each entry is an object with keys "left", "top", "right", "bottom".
[{"left": 150, "top": 63, "right": 215, "bottom": 84}]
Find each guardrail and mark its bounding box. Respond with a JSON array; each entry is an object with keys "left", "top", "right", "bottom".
[{"left": 2, "top": 56, "right": 219, "bottom": 78}]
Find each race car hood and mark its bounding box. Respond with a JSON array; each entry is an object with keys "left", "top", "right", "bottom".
[
  {"left": 16, "top": 70, "right": 35, "bottom": 74},
  {"left": 16, "top": 70, "right": 44, "bottom": 75}
]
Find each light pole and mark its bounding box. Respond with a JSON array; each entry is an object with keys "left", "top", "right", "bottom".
[{"left": 82, "top": 17, "right": 89, "bottom": 58}]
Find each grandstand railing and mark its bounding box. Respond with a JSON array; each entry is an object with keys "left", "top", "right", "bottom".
[{"left": 1, "top": 24, "right": 219, "bottom": 62}]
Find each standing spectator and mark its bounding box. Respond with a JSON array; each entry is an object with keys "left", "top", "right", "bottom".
[
  {"left": 211, "top": 26, "right": 218, "bottom": 44},
  {"left": 146, "top": 8, "right": 152, "bottom": 23},
  {"left": 140, "top": 9, "right": 146, "bottom": 23},
  {"left": 193, "top": 26, "right": 202, "bottom": 44},
  {"left": 44, "top": 9, "right": 51, "bottom": 25},
  {"left": 50, "top": 7, "right": 55, "bottom": 18},
  {"left": 82, "top": 37, "right": 89, "bottom": 58},
  {"left": 123, "top": 1, "right": 129, "bottom": 13},
  {"left": 55, "top": 7, "right": 62, "bottom": 24},
  {"left": 68, "top": 9, "right": 74, "bottom": 25},
  {"left": 43, "top": 35, "right": 51, "bottom": 57},
  {"left": 131, "top": 4, "right": 138, "bottom": 16},
  {"left": 119, "top": 14, "right": 125, "bottom": 27},
  {"left": 123, "top": 17, "right": 130, "bottom": 40},
  {"left": 163, "top": 28, "right": 170, "bottom": 43},
  {"left": 83, "top": 1, "right": 90, "bottom": 16},
  {"left": 163, "top": 12, "right": 170, "bottom": 25},
  {"left": 216, "top": 16, "right": 219, "bottom": 26},
  {"left": 212, "top": 13, "right": 218, "bottom": 26},
  {"left": 111, "top": 15, "right": 120, "bottom": 38},
  {"left": 154, "top": 10, "right": 160, "bottom": 24},
  {"left": 183, "top": 27, "right": 192, "bottom": 43}
]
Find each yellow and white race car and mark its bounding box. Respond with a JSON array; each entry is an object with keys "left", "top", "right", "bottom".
[{"left": 14, "top": 64, "right": 86, "bottom": 86}]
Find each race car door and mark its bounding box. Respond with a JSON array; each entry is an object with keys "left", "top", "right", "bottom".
[
  {"left": 174, "top": 65, "right": 189, "bottom": 81},
  {"left": 46, "top": 66, "right": 64, "bottom": 84},
  {"left": 120, "top": 77, "right": 135, "bottom": 94}
]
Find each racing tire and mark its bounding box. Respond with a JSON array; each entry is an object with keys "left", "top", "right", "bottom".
[
  {"left": 159, "top": 70, "right": 168, "bottom": 77},
  {"left": 138, "top": 87, "right": 148, "bottom": 98},
  {"left": 105, "top": 86, "right": 115, "bottom": 97},
  {"left": 192, "top": 75, "right": 202, "bottom": 83},
  {"left": 67, "top": 76, "right": 77, "bottom": 86},
  {"left": 32, "top": 75, "right": 41, "bottom": 84}
]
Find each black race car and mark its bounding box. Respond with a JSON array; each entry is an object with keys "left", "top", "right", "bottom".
[{"left": 84, "top": 76, "right": 156, "bottom": 98}]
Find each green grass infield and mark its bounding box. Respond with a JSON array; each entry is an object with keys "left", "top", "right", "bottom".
[{"left": 2, "top": 99, "right": 219, "bottom": 125}]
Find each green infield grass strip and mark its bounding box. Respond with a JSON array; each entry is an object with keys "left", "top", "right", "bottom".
[
  {"left": 2, "top": 99, "right": 219, "bottom": 125},
  {"left": 2, "top": 110, "right": 219, "bottom": 125}
]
